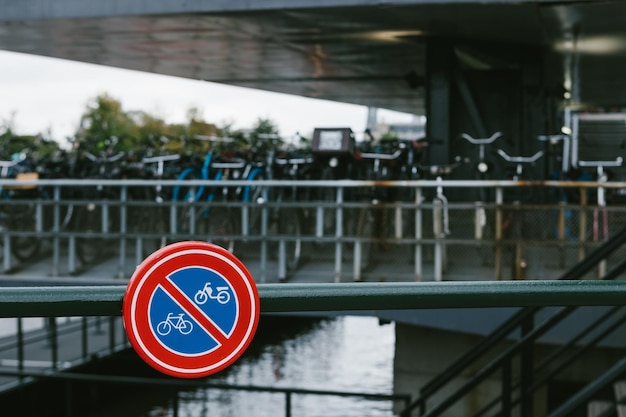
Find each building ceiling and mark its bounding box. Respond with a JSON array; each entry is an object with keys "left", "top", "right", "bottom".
[{"left": 1, "top": 1, "right": 626, "bottom": 115}]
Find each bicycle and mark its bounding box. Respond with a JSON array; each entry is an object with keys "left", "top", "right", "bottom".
[
  {"left": 9, "top": 149, "right": 80, "bottom": 263},
  {"left": 156, "top": 313, "right": 193, "bottom": 336},
  {"left": 349, "top": 142, "right": 404, "bottom": 276},
  {"left": 172, "top": 135, "right": 245, "bottom": 253},
  {"left": 0, "top": 152, "right": 43, "bottom": 263},
  {"left": 496, "top": 148, "right": 544, "bottom": 279},
  {"left": 578, "top": 157, "right": 623, "bottom": 241},
  {"left": 418, "top": 156, "right": 467, "bottom": 281},
  {"left": 240, "top": 133, "right": 309, "bottom": 279},
  {"left": 72, "top": 139, "right": 127, "bottom": 266},
  {"left": 461, "top": 131, "right": 502, "bottom": 241},
  {"left": 134, "top": 152, "right": 181, "bottom": 257}
]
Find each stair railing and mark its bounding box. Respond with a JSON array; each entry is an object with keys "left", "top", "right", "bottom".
[{"left": 399, "top": 226, "right": 626, "bottom": 417}]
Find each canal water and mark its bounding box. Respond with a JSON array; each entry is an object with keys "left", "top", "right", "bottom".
[
  {"left": 0, "top": 314, "right": 397, "bottom": 416},
  {"left": 142, "top": 314, "right": 396, "bottom": 417}
]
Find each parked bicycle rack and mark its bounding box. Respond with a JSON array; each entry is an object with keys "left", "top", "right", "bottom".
[{"left": 0, "top": 178, "right": 625, "bottom": 283}]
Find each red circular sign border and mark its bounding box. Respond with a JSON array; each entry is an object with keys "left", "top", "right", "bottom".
[{"left": 123, "top": 241, "right": 260, "bottom": 378}]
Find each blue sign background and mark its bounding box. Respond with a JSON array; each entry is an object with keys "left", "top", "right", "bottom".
[{"left": 149, "top": 267, "right": 237, "bottom": 355}]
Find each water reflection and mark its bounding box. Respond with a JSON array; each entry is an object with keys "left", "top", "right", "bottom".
[{"left": 152, "top": 315, "right": 396, "bottom": 417}]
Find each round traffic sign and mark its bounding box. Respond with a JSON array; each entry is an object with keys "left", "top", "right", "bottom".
[{"left": 122, "top": 241, "right": 260, "bottom": 378}]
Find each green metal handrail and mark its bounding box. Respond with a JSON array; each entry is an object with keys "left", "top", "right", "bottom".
[{"left": 2, "top": 280, "right": 626, "bottom": 318}]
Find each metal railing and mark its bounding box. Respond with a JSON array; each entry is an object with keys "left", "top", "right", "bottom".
[
  {"left": 0, "top": 178, "right": 624, "bottom": 282},
  {"left": 2, "top": 282, "right": 626, "bottom": 416}
]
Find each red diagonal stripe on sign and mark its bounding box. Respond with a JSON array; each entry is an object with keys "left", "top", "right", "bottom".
[{"left": 158, "top": 278, "right": 229, "bottom": 346}]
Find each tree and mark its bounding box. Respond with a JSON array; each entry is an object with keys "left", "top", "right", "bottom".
[{"left": 74, "top": 94, "right": 135, "bottom": 153}]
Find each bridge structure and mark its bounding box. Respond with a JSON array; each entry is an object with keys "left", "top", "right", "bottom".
[{"left": 2, "top": 1, "right": 626, "bottom": 416}]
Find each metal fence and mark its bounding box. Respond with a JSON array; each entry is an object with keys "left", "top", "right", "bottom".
[{"left": 0, "top": 178, "right": 624, "bottom": 282}]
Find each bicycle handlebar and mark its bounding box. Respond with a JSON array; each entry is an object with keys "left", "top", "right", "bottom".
[
  {"left": 84, "top": 151, "right": 126, "bottom": 163},
  {"left": 537, "top": 134, "right": 569, "bottom": 143},
  {"left": 461, "top": 131, "right": 502, "bottom": 145},
  {"left": 358, "top": 149, "right": 403, "bottom": 161},
  {"left": 142, "top": 154, "right": 181, "bottom": 164},
  {"left": 578, "top": 157, "right": 623, "bottom": 168},
  {"left": 497, "top": 149, "right": 543, "bottom": 164},
  {"left": 193, "top": 135, "right": 235, "bottom": 143},
  {"left": 275, "top": 156, "right": 314, "bottom": 166}
]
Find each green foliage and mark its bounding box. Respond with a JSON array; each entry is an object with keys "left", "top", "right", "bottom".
[{"left": 2, "top": 93, "right": 285, "bottom": 162}]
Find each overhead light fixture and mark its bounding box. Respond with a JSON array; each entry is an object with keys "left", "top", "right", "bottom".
[{"left": 364, "top": 30, "right": 424, "bottom": 42}]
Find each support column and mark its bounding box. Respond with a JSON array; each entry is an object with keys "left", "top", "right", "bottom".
[{"left": 425, "top": 40, "right": 453, "bottom": 164}]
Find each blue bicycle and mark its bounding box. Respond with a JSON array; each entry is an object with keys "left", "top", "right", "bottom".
[
  {"left": 240, "top": 133, "right": 308, "bottom": 276},
  {"left": 172, "top": 135, "right": 245, "bottom": 253}
]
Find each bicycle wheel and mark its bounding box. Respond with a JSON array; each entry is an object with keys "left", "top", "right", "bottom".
[
  {"left": 9, "top": 203, "right": 41, "bottom": 262},
  {"left": 75, "top": 204, "right": 106, "bottom": 265},
  {"left": 198, "top": 206, "right": 238, "bottom": 253},
  {"left": 275, "top": 207, "right": 303, "bottom": 274},
  {"left": 129, "top": 205, "right": 169, "bottom": 258}
]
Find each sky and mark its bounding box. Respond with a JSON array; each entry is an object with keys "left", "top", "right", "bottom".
[{"left": 0, "top": 50, "right": 417, "bottom": 149}]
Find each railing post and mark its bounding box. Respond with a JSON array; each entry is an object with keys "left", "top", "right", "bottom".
[
  {"left": 3, "top": 232, "right": 11, "bottom": 273},
  {"left": 316, "top": 204, "right": 324, "bottom": 239},
  {"left": 558, "top": 201, "right": 566, "bottom": 268},
  {"left": 520, "top": 315, "right": 534, "bottom": 417},
  {"left": 260, "top": 187, "right": 269, "bottom": 283},
  {"left": 109, "top": 317, "right": 116, "bottom": 353},
  {"left": 495, "top": 187, "right": 503, "bottom": 280},
  {"left": 82, "top": 317, "right": 88, "bottom": 361},
  {"left": 579, "top": 187, "right": 587, "bottom": 261},
  {"left": 395, "top": 201, "right": 403, "bottom": 239},
  {"left": 118, "top": 186, "right": 127, "bottom": 279},
  {"left": 285, "top": 391, "right": 292, "bottom": 417},
  {"left": 334, "top": 187, "right": 343, "bottom": 283},
  {"left": 52, "top": 185, "right": 61, "bottom": 277},
  {"left": 415, "top": 187, "right": 422, "bottom": 282},
  {"left": 49, "top": 317, "right": 58, "bottom": 369},
  {"left": 17, "top": 317, "right": 23, "bottom": 372}
]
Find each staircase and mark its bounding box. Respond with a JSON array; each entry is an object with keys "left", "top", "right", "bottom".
[{"left": 398, "top": 227, "right": 626, "bottom": 417}]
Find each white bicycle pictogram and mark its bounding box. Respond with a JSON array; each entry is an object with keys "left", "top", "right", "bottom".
[
  {"left": 194, "top": 282, "right": 231, "bottom": 305},
  {"left": 156, "top": 312, "right": 193, "bottom": 336}
]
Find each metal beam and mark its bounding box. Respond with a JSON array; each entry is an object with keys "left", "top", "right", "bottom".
[{"left": 1, "top": 281, "right": 626, "bottom": 317}]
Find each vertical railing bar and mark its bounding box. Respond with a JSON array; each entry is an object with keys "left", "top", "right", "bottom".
[
  {"left": 334, "top": 187, "right": 343, "bottom": 283},
  {"left": 3, "top": 233, "right": 11, "bottom": 272},
  {"left": 52, "top": 186, "right": 61, "bottom": 277},
  {"left": 395, "top": 202, "right": 402, "bottom": 239},
  {"left": 173, "top": 391, "right": 179, "bottom": 417},
  {"left": 170, "top": 200, "right": 177, "bottom": 237},
  {"left": 109, "top": 317, "right": 116, "bottom": 353},
  {"left": 50, "top": 317, "right": 58, "bottom": 370},
  {"left": 81, "top": 317, "right": 88, "bottom": 361},
  {"left": 68, "top": 236, "right": 76, "bottom": 275},
  {"left": 17, "top": 317, "right": 23, "bottom": 372},
  {"left": 242, "top": 204, "right": 249, "bottom": 238},
  {"left": 495, "top": 187, "right": 503, "bottom": 280},
  {"left": 118, "top": 186, "right": 127, "bottom": 279},
  {"left": 316, "top": 205, "right": 324, "bottom": 239},
  {"left": 260, "top": 187, "right": 269, "bottom": 283},
  {"left": 415, "top": 188, "right": 422, "bottom": 281},
  {"left": 36, "top": 200, "right": 43, "bottom": 232},
  {"left": 285, "top": 391, "right": 292, "bottom": 417}
]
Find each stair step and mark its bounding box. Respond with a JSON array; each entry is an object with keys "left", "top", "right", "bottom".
[{"left": 589, "top": 400, "right": 615, "bottom": 417}]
